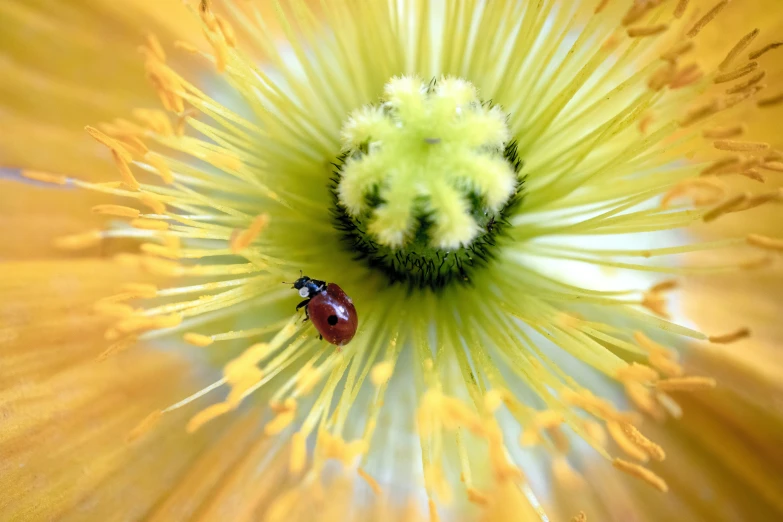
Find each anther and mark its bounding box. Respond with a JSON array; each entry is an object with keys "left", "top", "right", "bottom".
[
  {"left": 749, "top": 42, "right": 783, "bottom": 60},
  {"left": 612, "top": 458, "right": 668, "bottom": 492},
  {"left": 719, "top": 29, "right": 759, "bottom": 71},
  {"left": 686, "top": 0, "right": 729, "bottom": 38},
  {"left": 708, "top": 327, "right": 751, "bottom": 343},
  {"left": 627, "top": 24, "right": 669, "bottom": 37}
]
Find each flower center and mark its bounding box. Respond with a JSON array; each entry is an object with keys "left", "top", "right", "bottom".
[{"left": 332, "top": 76, "right": 523, "bottom": 289}]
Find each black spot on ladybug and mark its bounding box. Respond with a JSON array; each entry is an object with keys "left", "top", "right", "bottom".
[{"left": 327, "top": 315, "right": 338, "bottom": 326}]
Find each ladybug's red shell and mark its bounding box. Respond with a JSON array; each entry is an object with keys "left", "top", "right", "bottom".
[{"left": 307, "top": 283, "right": 358, "bottom": 346}]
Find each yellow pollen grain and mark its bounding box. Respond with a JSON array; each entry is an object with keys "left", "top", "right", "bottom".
[
  {"left": 607, "top": 421, "right": 649, "bottom": 462},
  {"left": 627, "top": 24, "right": 668, "bottom": 37},
  {"left": 624, "top": 381, "right": 663, "bottom": 419},
  {"left": 358, "top": 468, "right": 382, "bottom": 495},
  {"left": 582, "top": 419, "right": 607, "bottom": 448},
  {"left": 54, "top": 230, "right": 102, "bottom": 250},
  {"left": 184, "top": 333, "right": 214, "bottom": 347},
  {"left": 642, "top": 292, "right": 669, "bottom": 317},
  {"left": 674, "top": 0, "right": 689, "bottom": 18},
  {"left": 121, "top": 283, "right": 158, "bottom": 298},
  {"left": 91, "top": 204, "right": 141, "bottom": 218},
  {"left": 572, "top": 512, "right": 588, "bottom": 522},
  {"left": 131, "top": 218, "right": 169, "bottom": 231},
  {"left": 714, "top": 62, "right": 758, "bottom": 84},
  {"left": 656, "top": 376, "right": 717, "bottom": 391},
  {"left": 534, "top": 410, "right": 564, "bottom": 429},
  {"left": 650, "top": 279, "right": 678, "bottom": 293},
  {"left": 466, "top": 487, "right": 490, "bottom": 506},
  {"left": 649, "top": 351, "right": 684, "bottom": 377},
  {"left": 21, "top": 170, "right": 67, "bottom": 185},
  {"left": 749, "top": 41, "right": 783, "bottom": 60},
  {"left": 265, "top": 410, "right": 296, "bottom": 436},
  {"left": 207, "top": 151, "right": 243, "bottom": 172},
  {"left": 369, "top": 361, "right": 394, "bottom": 388},
  {"left": 612, "top": 459, "right": 668, "bottom": 492},
  {"left": 127, "top": 410, "right": 163, "bottom": 442},
  {"left": 289, "top": 432, "right": 307, "bottom": 473},
  {"left": 139, "top": 194, "right": 167, "bottom": 215},
  {"left": 141, "top": 257, "right": 184, "bottom": 277},
  {"left": 483, "top": 389, "right": 505, "bottom": 413},
  {"left": 761, "top": 162, "right": 783, "bottom": 172},
  {"left": 112, "top": 150, "right": 141, "bottom": 191},
  {"left": 661, "top": 40, "right": 694, "bottom": 62},
  {"left": 145, "top": 33, "right": 166, "bottom": 61},
  {"left": 623, "top": 424, "right": 665, "bottom": 461},
  {"left": 747, "top": 234, "right": 783, "bottom": 252},
  {"left": 85, "top": 126, "right": 132, "bottom": 162},
  {"left": 709, "top": 327, "right": 751, "bottom": 344},
  {"left": 428, "top": 499, "right": 440, "bottom": 522},
  {"left": 702, "top": 193, "right": 749, "bottom": 222},
  {"left": 187, "top": 402, "right": 234, "bottom": 433},
  {"left": 175, "top": 40, "right": 200, "bottom": 54},
  {"left": 703, "top": 124, "right": 745, "bottom": 139},
  {"left": 94, "top": 301, "right": 136, "bottom": 318},
  {"left": 670, "top": 64, "right": 702, "bottom": 89},
  {"left": 714, "top": 140, "right": 769, "bottom": 152},
  {"left": 686, "top": 0, "right": 729, "bottom": 38},
  {"left": 148, "top": 155, "right": 174, "bottom": 184},
  {"left": 230, "top": 214, "right": 269, "bottom": 253},
  {"left": 758, "top": 92, "right": 783, "bottom": 108},
  {"left": 616, "top": 363, "right": 659, "bottom": 383},
  {"left": 141, "top": 243, "right": 180, "bottom": 259},
  {"left": 726, "top": 71, "right": 766, "bottom": 95},
  {"left": 719, "top": 29, "right": 759, "bottom": 71}
]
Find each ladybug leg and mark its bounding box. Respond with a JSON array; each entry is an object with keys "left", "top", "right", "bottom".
[
  {"left": 296, "top": 299, "right": 310, "bottom": 322},
  {"left": 318, "top": 334, "right": 323, "bottom": 341}
]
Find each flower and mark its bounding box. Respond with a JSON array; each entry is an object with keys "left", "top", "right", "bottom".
[{"left": 2, "top": 0, "right": 783, "bottom": 521}]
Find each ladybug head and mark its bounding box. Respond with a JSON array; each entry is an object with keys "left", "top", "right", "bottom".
[{"left": 292, "top": 275, "right": 311, "bottom": 290}]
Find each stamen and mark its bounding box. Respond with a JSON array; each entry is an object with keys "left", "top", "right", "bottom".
[
  {"left": 183, "top": 333, "right": 214, "bottom": 347},
  {"left": 702, "top": 193, "right": 749, "bottom": 222},
  {"left": 702, "top": 124, "right": 745, "bottom": 139},
  {"left": 757, "top": 92, "right": 783, "bottom": 108},
  {"left": 746, "top": 234, "right": 783, "bottom": 251},
  {"left": 290, "top": 432, "right": 307, "bottom": 473},
  {"left": 230, "top": 213, "right": 269, "bottom": 253},
  {"left": 748, "top": 41, "right": 783, "bottom": 60},
  {"left": 713, "top": 140, "right": 769, "bottom": 152},
  {"left": 127, "top": 410, "right": 163, "bottom": 442},
  {"left": 612, "top": 458, "right": 668, "bottom": 492},
  {"left": 661, "top": 41, "right": 694, "bottom": 62},
  {"left": 655, "top": 376, "right": 717, "bottom": 391},
  {"left": 131, "top": 218, "right": 170, "bottom": 231},
  {"left": 719, "top": 29, "right": 759, "bottom": 71},
  {"left": 708, "top": 327, "right": 751, "bottom": 344},
  {"left": 466, "top": 487, "right": 490, "bottom": 506},
  {"left": 622, "top": 424, "right": 665, "bottom": 461},
  {"left": 627, "top": 24, "right": 669, "bottom": 38},
  {"left": 725, "top": 71, "right": 766, "bottom": 95},
  {"left": 571, "top": 512, "right": 588, "bottom": 522},
  {"left": 112, "top": 150, "right": 141, "bottom": 191},
  {"left": 358, "top": 468, "right": 382, "bottom": 495},
  {"left": 91, "top": 204, "right": 141, "bottom": 218},
  {"left": 686, "top": 0, "right": 729, "bottom": 38},
  {"left": 761, "top": 162, "right": 783, "bottom": 172},
  {"left": 21, "top": 170, "right": 67, "bottom": 185},
  {"left": 713, "top": 62, "right": 758, "bottom": 84},
  {"left": 54, "top": 230, "right": 103, "bottom": 250},
  {"left": 607, "top": 421, "right": 649, "bottom": 462},
  {"left": 674, "top": 0, "right": 689, "bottom": 18}
]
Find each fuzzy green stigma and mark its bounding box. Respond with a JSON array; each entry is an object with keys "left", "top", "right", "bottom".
[{"left": 332, "top": 76, "right": 523, "bottom": 289}]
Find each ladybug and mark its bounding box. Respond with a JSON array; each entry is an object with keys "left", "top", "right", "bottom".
[{"left": 290, "top": 275, "right": 358, "bottom": 346}]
